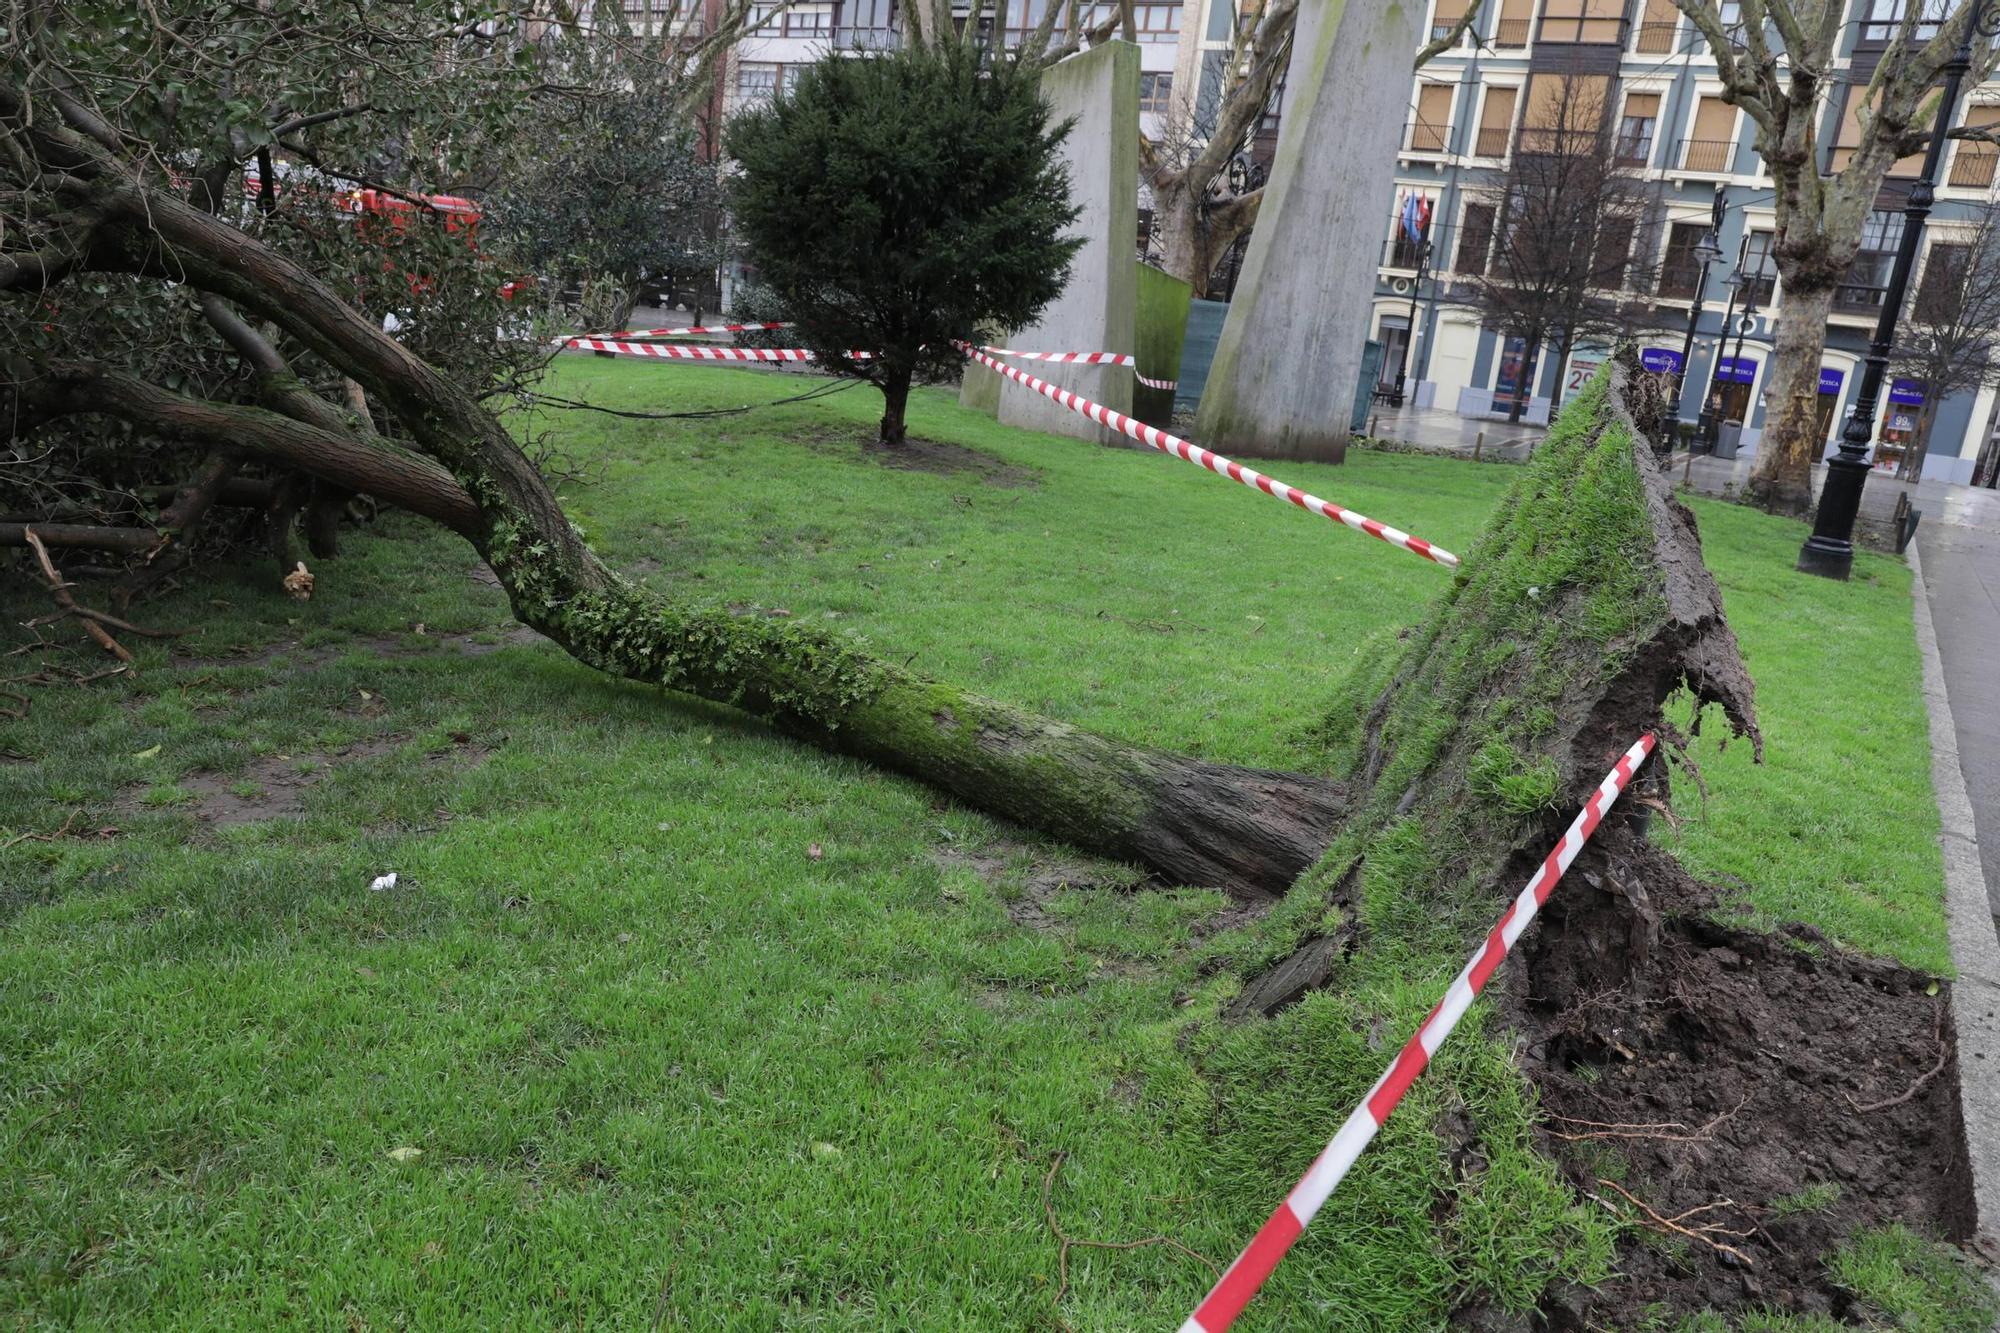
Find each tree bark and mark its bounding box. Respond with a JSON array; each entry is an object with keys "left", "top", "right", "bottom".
[
  {"left": 1746, "top": 280, "right": 1834, "bottom": 516},
  {"left": 878, "top": 365, "right": 913, "bottom": 444}
]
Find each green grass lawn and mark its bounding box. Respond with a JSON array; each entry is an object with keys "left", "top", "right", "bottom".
[{"left": 0, "top": 360, "right": 1971, "bottom": 1328}]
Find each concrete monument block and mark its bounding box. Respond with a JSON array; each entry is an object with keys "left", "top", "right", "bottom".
[
  {"left": 963, "top": 41, "right": 1138, "bottom": 442},
  {"left": 1192, "top": 0, "right": 1417, "bottom": 463}
]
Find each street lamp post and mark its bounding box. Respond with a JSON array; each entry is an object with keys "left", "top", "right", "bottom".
[
  {"left": 1698, "top": 243, "right": 1749, "bottom": 451},
  {"left": 1674, "top": 228, "right": 1726, "bottom": 437},
  {"left": 1799, "top": 0, "right": 2000, "bottom": 578},
  {"left": 1392, "top": 233, "right": 1430, "bottom": 409}
]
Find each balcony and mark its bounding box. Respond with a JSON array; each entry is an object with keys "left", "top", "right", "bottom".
[
  {"left": 1633, "top": 19, "right": 1678, "bottom": 51},
  {"left": 1475, "top": 126, "right": 1511, "bottom": 156},
  {"left": 1493, "top": 17, "right": 1531, "bottom": 46},
  {"left": 1384, "top": 230, "right": 1427, "bottom": 270},
  {"left": 1535, "top": 14, "right": 1626, "bottom": 43},
  {"left": 1950, "top": 145, "right": 1999, "bottom": 189},
  {"left": 1678, "top": 137, "right": 1735, "bottom": 172},
  {"left": 1406, "top": 120, "right": 1451, "bottom": 153},
  {"left": 1614, "top": 132, "right": 1654, "bottom": 166},
  {"left": 834, "top": 24, "right": 901, "bottom": 48}
]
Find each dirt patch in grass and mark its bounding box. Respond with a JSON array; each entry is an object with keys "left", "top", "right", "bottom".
[
  {"left": 1507, "top": 832, "right": 1976, "bottom": 1327},
  {"left": 131, "top": 736, "right": 402, "bottom": 826},
  {"left": 807, "top": 427, "right": 1038, "bottom": 488},
  {"left": 934, "top": 845, "right": 1121, "bottom": 928}
]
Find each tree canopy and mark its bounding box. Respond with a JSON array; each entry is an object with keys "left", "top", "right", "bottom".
[{"left": 725, "top": 42, "right": 1082, "bottom": 444}]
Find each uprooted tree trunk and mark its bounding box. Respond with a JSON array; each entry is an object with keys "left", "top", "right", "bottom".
[
  {"left": 1228, "top": 351, "right": 1760, "bottom": 1015},
  {"left": 7, "top": 94, "right": 1758, "bottom": 920}
]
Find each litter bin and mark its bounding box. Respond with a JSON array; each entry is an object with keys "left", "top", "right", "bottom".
[{"left": 1714, "top": 420, "right": 1743, "bottom": 461}]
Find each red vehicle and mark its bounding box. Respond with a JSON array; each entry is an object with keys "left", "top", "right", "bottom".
[{"left": 244, "top": 172, "right": 532, "bottom": 301}]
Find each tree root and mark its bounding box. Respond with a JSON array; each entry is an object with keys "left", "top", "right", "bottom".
[
  {"left": 1847, "top": 1004, "right": 1948, "bottom": 1113},
  {"left": 1546, "top": 1095, "right": 1746, "bottom": 1144},
  {"left": 1589, "top": 1178, "right": 1757, "bottom": 1268},
  {"left": 1039, "top": 1152, "right": 1218, "bottom": 1311}
]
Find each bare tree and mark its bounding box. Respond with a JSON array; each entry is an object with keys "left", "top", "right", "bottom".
[
  {"left": 1672, "top": 0, "right": 2000, "bottom": 514},
  {"left": 1885, "top": 201, "right": 2000, "bottom": 479},
  {"left": 1455, "top": 73, "right": 1665, "bottom": 422},
  {"left": 1137, "top": 0, "right": 1479, "bottom": 298}
]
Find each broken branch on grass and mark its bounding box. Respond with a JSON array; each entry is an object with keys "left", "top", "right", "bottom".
[
  {"left": 1, "top": 810, "right": 80, "bottom": 849},
  {"left": 25, "top": 604, "right": 187, "bottom": 638},
  {"left": 1848, "top": 1004, "right": 1948, "bottom": 1113},
  {"left": 1590, "top": 1178, "right": 1757, "bottom": 1267},
  {"left": 1040, "top": 1152, "right": 1218, "bottom": 1308},
  {"left": 22, "top": 528, "right": 135, "bottom": 668}
]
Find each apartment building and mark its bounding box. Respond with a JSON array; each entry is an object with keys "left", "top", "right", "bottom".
[{"left": 1378, "top": 0, "right": 2000, "bottom": 481}]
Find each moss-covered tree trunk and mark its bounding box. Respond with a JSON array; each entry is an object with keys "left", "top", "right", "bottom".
[
  {"left": 1227, "top": 352, "right": 1759, "bottom": 1013},
  {"left": 16, "top": 100, "right": 1757, "bottom": 921}
]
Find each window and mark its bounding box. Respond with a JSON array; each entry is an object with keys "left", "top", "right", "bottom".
[
  {"left": 1951, "top": 104, "right": 2000, "bottom": 187},
  {"left": 1634, "top": 0, "right": 1678, "bottom": 51},
  {"left": 736, "top": 62, "right": 779, "bottom": 98},
  {"left": 782, "top": 64, "right": 806, "bottom": 93},
  {"left": 1411, "top": 83, "right": 1454, "bottom": 152},
  {"left": 1837, "top": 209, "right": 1906, "bottom": 311},
  {"left": 784, "top": 4, "right": 832, "bottom": 34},
  {"left": 1476, "top": 84, "right": 1517, "bottom": 156},
  {"left": 1740, "top": 230, "right": 1777, "bottom": 304},
  {"left": 749, "top": 1, "right": 782, "bottom": 27},
  {"left": 1915, "top": 242, "right": 1969, "bottom": 318},
  {"left": 1617, "top": 92, "right": 1659, "bottom": 165},
  {"left": 1681, "top": 96, "right": 1736, "bottom": 172},
  {"left": 1140, "top": 72, "right": 1173, "bottom": 114},
  {"left": 1456, "top": 202, "right": 1497, "bottom": 274},
  {"left": 1828, "top": 84, "right": 1865, "bottom": 172},
  {"left": 1861, "top": 0, "right": 1947, "bottom": 44},
  {"left": 1431, "top": 0, "right": 1470, "bottom": 42},
  {"left": 1386, "top": 193, "right": 1435, "bottom": 268},
  {"left": 1538, "top": 0, "right": 1625, "bottom": 44},
  {"left": 1518, "top": 73, "right": 1608, "bottom": 154},
  {"left": 1658, "top": 221, "right": 1707, "bottom": 298},
  {"left": 1495, "top": 0, "right": 1534, "bottom": 46},
  {"left": 1592, "top": 216, "right": 1636, "bottom": 290},
  {"left": 1890, "top": 99, "right": 1942, "bottom": 178},
  {"left": 1134, "top": 3, "right": 1183, "bottom": 40}
]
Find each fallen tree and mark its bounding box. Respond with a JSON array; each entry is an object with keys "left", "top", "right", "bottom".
[{"left": 3, "top": 60, "right": 1759, "bottom": 905}]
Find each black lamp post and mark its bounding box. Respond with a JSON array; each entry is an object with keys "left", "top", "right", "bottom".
[
  {"left": 1391, "top": 231, "right": 1430, "bottom": 409},
  {"left": 1674, "top": 226, "right": 1726, "bottom": 434},
  {"left": 1799, "top": 0, "right": 2000, "bottom": 578},
  {"left": 1698, "top": 240, "right": 1750, "bottom": 451}
]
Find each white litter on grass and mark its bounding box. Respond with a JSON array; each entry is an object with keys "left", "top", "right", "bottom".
[{"left": 369, "top": 872, "right": 398, "bottom": 892}]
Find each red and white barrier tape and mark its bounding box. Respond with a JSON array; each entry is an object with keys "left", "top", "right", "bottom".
[
  {"left": 602, "top": 321, "right": 792, "bottom": 338},
  {"left": 980, "top": 345, "right": 1135, "bottom": 366},
  {"left": 978, "top": 345, "right": 1177, "bottom": 392},
  {"left": 563, "top": 337, "right": 871, "bottom": 362},
  {"left": 957, "top": 344, "right": 1458, "bottom": 569},
  {"left": 1179, "top": 733, "right": 1657, "bottom": 1333}
]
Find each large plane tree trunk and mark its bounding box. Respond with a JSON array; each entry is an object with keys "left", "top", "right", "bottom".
[{"left": 1747, "top": 280, "right": 1837, "bottom": 515}]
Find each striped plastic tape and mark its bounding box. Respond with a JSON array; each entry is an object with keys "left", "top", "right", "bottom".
[
  {"left": 1178, "top": 733, "right": 1658, "bottom": 1332},
  {"left": 957, "top": 343, "right": 1457, "bottom": 569}
]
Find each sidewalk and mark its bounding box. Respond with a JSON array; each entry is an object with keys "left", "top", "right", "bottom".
[
  {"left": 1361, "top": 400, "right": 1547, "bottom": 461},
  {"left": 1914, "top": 494, "right": 2000, "bottom": 927}
]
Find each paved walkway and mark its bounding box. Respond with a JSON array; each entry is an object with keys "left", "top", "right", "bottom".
[
  {"left": 1362, "top": 400, "right": 1547, "bottom": 461},
  {"left": 1912, "top": 490, "right": 2000, "bottom": 924}
]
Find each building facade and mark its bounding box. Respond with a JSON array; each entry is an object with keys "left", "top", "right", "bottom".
[{"left": 1378, "top": 0, "right": 2000, "bottom": 481}]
